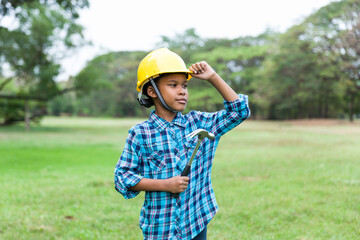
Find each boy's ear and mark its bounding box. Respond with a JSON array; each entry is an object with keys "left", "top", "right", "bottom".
[{"left": 147, "top": 86, "right": 158, "bottom": 98}]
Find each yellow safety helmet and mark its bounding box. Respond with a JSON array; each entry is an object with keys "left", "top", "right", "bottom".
[{"left": 136, "top": 48, "right": 192, "bottom": 92}]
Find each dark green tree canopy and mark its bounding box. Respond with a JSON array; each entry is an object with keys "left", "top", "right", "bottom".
[{"left": 0, "top": 0, "right": 89, "bottom": 126}]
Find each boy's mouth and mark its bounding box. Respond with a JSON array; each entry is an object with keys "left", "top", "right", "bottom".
[{"left": 176, "top": 98, "right": 188, "bottom": 104}]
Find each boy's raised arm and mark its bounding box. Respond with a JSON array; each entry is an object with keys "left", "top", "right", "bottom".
[{"left": 189, "top": 61, "right": 239, "bottom": 102}]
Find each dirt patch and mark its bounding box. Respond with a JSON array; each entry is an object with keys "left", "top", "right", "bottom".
[{"left": 64, "top": 215, "right": 76, "bottom": 220}]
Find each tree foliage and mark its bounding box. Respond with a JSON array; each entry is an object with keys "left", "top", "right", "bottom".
[
  {"left": 302, "top": 0, "right": 360, "bottom": 120},
  {"left": 0, "top": 0, "right": 88, "bottom": 126},
  {"left": 73, "top": 51, "right": 148, "bottom": 117},
  {"left": 4, "top": 0, "right": 359, "bottom": 123},
  {"left": 56, "top": 0, "right": 360, "bottom": 121}
]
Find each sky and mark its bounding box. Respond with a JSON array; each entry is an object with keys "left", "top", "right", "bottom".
[{"left": 59, "top": 0, "right": 336, "bottom": 80}]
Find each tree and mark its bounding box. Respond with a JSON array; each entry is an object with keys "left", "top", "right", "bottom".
[
  {"left": 156, "top": 28, "right": 204, "bottom": 63},
  {"left": 0, "top": 0, "right": 89, "bottom": 127},
  {"left": 302, "top": 0, "right": 360, "bottom": 121},
  {"left": 258, "top": 24, "right": 332, "bottom": 120},
  {"left": 187, "top": 33, "right": 273, "bottom": 116},
  {"left": 74, "top": 51, "right": 148, "bottom": 117},
  {"left": 256, "top": 0, "right": 360, "bottom": 120}
]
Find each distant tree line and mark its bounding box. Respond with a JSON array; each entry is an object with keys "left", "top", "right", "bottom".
[{"left": 1, "top": 0, "right": 359, "bottom": 126}]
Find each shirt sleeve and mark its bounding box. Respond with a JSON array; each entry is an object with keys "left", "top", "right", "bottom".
[
  {"left": 196, "top": 94, "right": 250, "bottom": 137},
  {"left": 114, "top": 128, "right": 144, "bottom": 199}
]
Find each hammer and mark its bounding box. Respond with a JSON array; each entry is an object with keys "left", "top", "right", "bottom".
[{"left": 173, "top": 129, "right": 215, "bottom": 198}]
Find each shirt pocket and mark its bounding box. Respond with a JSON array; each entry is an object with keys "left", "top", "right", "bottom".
[{"left": 147, "top": 150, "right": 165, "bottom": 172}]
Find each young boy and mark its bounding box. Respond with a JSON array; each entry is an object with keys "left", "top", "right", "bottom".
[{"left": 114, "top": 48, "right": 250, "bottom": 240}]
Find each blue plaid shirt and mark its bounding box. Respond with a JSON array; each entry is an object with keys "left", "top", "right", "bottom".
[{"left": 114, "top": 94, "right": 250, "bottom": 240}]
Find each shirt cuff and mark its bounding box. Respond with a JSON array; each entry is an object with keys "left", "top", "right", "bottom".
[
  {"left": 114, "top": 172, "right": 143, "bottom": 199},
  {"left": 223, "top": 94, "right": 250, "bottom": 113}
]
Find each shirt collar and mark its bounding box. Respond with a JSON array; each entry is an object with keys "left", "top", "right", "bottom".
[{"left": 149, "top": 110, "right": 186, "bottom": 132}]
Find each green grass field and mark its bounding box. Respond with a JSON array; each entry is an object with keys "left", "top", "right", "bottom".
[{"left": 1, "top": 117, "right": 359, "bottom": 240}]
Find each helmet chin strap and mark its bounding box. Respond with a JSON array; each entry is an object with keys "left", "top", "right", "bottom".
[{"left": 149, "top": 78, "right": 178, "bottom": 113}]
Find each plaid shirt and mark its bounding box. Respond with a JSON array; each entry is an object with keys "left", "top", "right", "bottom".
[{"left": 114, "top": 94, "right": 250, "bottom": 240}]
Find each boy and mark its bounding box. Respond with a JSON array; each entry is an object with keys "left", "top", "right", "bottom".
[{"left": 114, "top": 48, "right": 250, "bottom": 240}]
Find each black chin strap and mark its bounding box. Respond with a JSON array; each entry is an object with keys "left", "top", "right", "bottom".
[{"left": 149, "top": 78, "right": 178, "bottom": 113}]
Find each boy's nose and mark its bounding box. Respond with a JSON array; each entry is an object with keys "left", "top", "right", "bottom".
[
  {"left": 179, "top": 89, "right": 187, "bottom": 95},
  {"left": 178, "top": 87, "right": 187, "bottom": 95}
]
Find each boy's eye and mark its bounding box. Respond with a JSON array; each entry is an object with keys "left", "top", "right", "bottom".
[{"left": 167, "top": 83, "right": 187, "bottom": 88}]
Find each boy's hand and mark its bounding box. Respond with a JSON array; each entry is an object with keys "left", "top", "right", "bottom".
[
  {"left": 167, "top": 175, "right": 189, "bottom": 193},
  {"left": 189, "top": 61, "right": 216, "bottom": 81}
]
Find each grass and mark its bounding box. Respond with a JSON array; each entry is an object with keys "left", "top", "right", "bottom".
[{"left": 0, "top": 117, "right": 359, "bottom": 239}]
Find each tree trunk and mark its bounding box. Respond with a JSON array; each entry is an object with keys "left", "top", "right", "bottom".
[
  {"left": 25, "top": 100, "right": 30, "bottom": 130},
  {"left": 348, "top": 93, "right": 354, "bottom": 122}
]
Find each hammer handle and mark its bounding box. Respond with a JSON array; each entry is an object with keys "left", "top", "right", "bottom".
[
  {"left": 172, "top": 165, "right": 191, "bottom": 198},
  {"left": 181, "top": 165, "right": 191, "bottom": 177},
  {"left": 172, "top": 139, "right": 202, "bottom": 198}
]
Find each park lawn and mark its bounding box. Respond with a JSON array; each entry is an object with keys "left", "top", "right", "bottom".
[{"left": 0, "top": 117, "right": 359, "bottom": 240}]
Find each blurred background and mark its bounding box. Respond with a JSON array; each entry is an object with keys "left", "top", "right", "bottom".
[
  {"left": 1, "top": 0, "right": 359, "bottom": 128},
  {"left": 1, "top": 1, "right": 360, "bottom": 239}
]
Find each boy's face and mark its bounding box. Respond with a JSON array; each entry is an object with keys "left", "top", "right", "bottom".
[{"left": 156, "top": 73, "right": 188, "bottom": 112}]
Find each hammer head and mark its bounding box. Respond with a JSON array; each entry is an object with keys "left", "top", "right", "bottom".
[{"left": 187, "top": 129, "right": 215, "bottom": 140}]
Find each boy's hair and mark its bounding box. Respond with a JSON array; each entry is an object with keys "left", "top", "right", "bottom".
[{"left": 141, "top": 78, "right": 159, "bottom": 107}]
